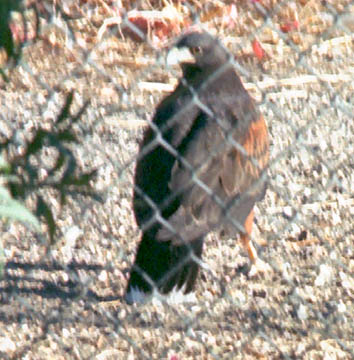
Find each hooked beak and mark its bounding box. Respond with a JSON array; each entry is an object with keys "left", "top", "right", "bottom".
[{"left": 166, "top": 46, "right": 195, "bottom": 66}]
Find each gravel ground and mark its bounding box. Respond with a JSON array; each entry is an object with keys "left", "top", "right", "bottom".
[{"left": 0, "top": 2, "right": 353, "bottom": 359}]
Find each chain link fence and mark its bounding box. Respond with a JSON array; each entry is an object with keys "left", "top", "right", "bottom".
[{"left": 0, "top": 0, "right": 353, "bottom": 359}]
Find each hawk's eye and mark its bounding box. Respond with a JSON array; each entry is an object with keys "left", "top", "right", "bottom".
[{"left": 191, "top": 46, "right": 202, "bottom": 55}]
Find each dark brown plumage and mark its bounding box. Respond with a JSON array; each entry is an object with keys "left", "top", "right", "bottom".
[{"left": 125, "top": 31, "right": 269, "bottom": 304}]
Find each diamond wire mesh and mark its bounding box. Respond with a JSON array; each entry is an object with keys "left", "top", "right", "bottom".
[{"left": 0, "top": 1, "right": 353, "bottom": 359}]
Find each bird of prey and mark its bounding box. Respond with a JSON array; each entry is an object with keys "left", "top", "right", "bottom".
[{"left": 125, "top": 31, "right": 269, "bottom": 304}]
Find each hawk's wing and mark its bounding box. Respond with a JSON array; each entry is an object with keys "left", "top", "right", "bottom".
[{"left": 155, "top": 70, "right": 269, "bottom": 244}]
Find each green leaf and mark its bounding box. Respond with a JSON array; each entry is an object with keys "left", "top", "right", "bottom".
[
  {"left": 36, "top": 195, "right": 56, "bottom": 244},
  {"left": 25, "top": 129, "right": 48, "bottom": 156},
  {"left": 57, "top": 129, "right": 78, "bottom": 143},
  {"left": 0, "top": 186, "right": 40, "bottom": 229},
  {"left": 0, "top": 0, "right": 23, "bottom": 64},
  {"left": 0, "top": 20, "right": 15, "bottom": 61},
  {"left": 46, "top": 153, "right": 65, "bottom": 178},
  {"left": 0, "top": 68, "right": 9, "bottom": 82},
  {"left": 0, "top": 244, "right": 4, "bottom": 279},
  {"left": 0, "top": 154, "right": 11, "bottom": 173},
  {"left": 71, "top": 99, "right": 90, "bottom": 125},
  {"left": 56, "top": 91, "right": 74, "bottom": 124},
  {"left": 63, "top": 169, "right": 97, "bottom": 186}
]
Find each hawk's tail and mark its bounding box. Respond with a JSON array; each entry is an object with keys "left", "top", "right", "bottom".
[{"left": 125, "top": 232, "right": 204, "bottom": 304}]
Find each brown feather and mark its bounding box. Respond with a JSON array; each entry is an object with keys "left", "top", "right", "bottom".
[{"left": 126, "top": 31, "right": 270, "bottom": 302}]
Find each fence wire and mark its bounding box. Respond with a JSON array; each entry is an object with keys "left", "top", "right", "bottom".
[{"left": 0, "top": 0, "right": 353, "bottom": 359}]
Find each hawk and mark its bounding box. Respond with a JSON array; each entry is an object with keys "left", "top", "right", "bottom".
[{"left": 125, "top": 31, "right": 269, "bottom": 304}]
